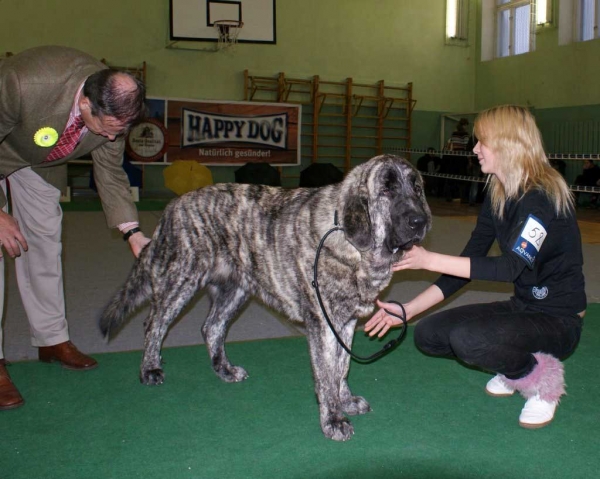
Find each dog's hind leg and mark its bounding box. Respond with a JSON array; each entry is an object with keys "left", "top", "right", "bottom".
[
  {"left": 306, "top": 322, "right": 356, "bottom": 441},
  {"left": 140, "top": 280, "right": 199, "bottom": 385},
  {"left": 336, "top": 320, "right": 371, "bottom": 416},
  {"left": 201, "top": 284, "right": 250, "bottom": 383}
]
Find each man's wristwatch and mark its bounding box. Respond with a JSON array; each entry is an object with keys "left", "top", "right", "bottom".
[{"left": 123, "top": 227, "right": 141, "bottom": 242}]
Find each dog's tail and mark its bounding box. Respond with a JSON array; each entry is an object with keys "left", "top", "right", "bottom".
[{"left": 99, "top": 252, "right": 152, "bottom": 341}]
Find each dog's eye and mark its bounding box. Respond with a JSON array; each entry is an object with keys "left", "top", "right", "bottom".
[{"left": 380, "top": 188, "right": 390, "bottom": 197}]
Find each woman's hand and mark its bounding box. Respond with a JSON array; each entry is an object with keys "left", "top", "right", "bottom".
[
  {"left": 364, "top": 286, "right": 446, "bottom": 339},
  {"left": 364, "top": 299, "right": 412, "bottom": 338},
  {"left": 393, "top": 246, "right": 471, "bottom": 279},
  {"left": 392, "top": 245, "right": 431, "bottom": 271}
]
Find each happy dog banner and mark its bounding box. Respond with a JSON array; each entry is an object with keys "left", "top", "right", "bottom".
[{"left": 125, "top": 97, "right": 300, "bottom": 165}]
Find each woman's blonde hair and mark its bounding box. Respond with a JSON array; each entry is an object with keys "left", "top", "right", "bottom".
[{"left": 473, "top": 105, "right": 573, "bottom": 218}]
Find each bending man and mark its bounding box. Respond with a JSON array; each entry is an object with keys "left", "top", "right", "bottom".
[{"left": 0, "top": 46, "right": 151, "bottom": 410}]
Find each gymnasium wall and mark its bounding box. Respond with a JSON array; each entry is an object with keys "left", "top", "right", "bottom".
[
  {"left": 474, "top": 2, "right": 600, "bottom": 111},
  {"left": 0, "top": 1, "right": 475, "bottom": 110},
  {"left": 1, "top": 0, "right": 598, "bottom": 189},
  {"left": 471, "top": 1, "right": 600, "bottom": 183},
  {"left": 1, "top": 0, "right": 479, "bottom": 187}
]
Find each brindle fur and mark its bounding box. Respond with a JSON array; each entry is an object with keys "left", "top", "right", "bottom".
[{"left": 99, "top": 154, "right": 431, "bottom": 441}]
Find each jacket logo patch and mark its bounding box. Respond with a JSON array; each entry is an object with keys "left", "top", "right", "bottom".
[
  {"left": 512, "top": 214, "right": 547, "bottom": 268},
  {"left": 532, "top": 286, "right": 548, "bottom": 300}
]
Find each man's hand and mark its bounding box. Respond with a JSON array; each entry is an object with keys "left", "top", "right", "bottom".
[
  {"left": 0, "top": 210, "right": 28, "bottom": 259},
  {"left": 127, "top": 231, "right": 151, "bottom": 258}
]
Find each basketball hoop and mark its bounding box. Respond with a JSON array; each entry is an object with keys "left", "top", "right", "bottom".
[{"left": 213, "top": 20, "right": 244, "bottom": 51}]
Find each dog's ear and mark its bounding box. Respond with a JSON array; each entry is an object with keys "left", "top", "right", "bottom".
[{"left": 343, "top": 194, "right": 372, "bottom": 251}]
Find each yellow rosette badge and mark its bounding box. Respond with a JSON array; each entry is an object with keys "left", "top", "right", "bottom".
[{"left": 34, "top": 127, "right": 59, "bottom": 147}]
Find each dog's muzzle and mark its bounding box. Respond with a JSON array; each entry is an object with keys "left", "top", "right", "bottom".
[{"left": 387, "top": 213, "right": 429, "bottom": 254}]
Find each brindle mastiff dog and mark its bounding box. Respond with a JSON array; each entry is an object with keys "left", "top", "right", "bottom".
[{"left": 100, "top": 154, "right": 431, "bottom": 441}]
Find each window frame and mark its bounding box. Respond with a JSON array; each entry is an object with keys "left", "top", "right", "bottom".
[
  {"left": 536, "top": 0, "right": 553, "bottom": 25},
  {"left": 446, "top": 0, "right": 470, "bottom": 46},
  {"left": 482, "top": 0, "right": 553, "bottom": 61},
  {"left": 574, "top": 0, "right": 600, "bottom": 42},
  {"left": 494, "top": 0, "right": 535, "bottom": 58}
]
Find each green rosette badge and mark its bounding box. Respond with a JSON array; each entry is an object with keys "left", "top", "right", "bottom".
[{"left": 34, "top": 127, "right": 59, "bottom": 147}]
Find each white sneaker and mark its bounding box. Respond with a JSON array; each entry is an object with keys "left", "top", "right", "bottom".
[
  {"left": 485, "top": 374, "right": 515, "bottom": 397},
  {"left": 519, "top": 394, "right": 558, "bottom": 429}
]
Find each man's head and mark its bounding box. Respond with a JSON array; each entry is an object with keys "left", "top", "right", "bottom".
[
  {"left": 80, "top": 69, "right": 146, "bottom": 140},
  {"left": 583, "top": 160, "right": 595, "bottom": 170},
  {"left": 456, "top": 118, "right": 469, "bottom": 132}
]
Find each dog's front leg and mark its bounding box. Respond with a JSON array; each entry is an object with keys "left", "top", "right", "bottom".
[
  {"left": 306, "top": 322, "right": 354, "bottom": 441},
  {"left": 337, "top": 319, "right": 371, "bottom": 416}
]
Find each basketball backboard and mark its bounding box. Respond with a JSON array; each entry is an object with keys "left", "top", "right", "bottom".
[{"left": 170, "top": 0, "right": 276, "bottom": 44}]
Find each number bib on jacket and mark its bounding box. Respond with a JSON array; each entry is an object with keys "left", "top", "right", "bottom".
[{"left": 512, "top": 214, "right": 547, "bottom": 268}]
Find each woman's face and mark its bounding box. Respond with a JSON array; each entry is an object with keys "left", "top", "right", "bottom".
[{"left": 473, "top": 141, "right": 502, "bottom": 179}]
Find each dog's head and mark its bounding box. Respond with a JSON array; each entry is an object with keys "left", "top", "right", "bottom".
[{"left": 340, "top": 155, "right": 431, "bottom": 257}]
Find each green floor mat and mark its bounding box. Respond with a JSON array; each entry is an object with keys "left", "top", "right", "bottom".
[{"left": 2, "top": 305, "right": 599, "bottom": 479}]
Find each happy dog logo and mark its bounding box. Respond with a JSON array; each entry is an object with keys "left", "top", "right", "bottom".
[{"left": 182, "top": 108, "right": 288, "bottom": 149}]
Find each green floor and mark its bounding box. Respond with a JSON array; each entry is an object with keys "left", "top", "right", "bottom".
[{"left": 2, "top": 305, "right": 599, "bottom": 479}]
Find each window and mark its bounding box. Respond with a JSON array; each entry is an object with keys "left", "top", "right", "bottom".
[
  {"left": 536, "top": 0, "right": 552, "bottom": 25},
  {"left": 446, "top": 0, "right": 470, "bottom": 46},
  {"left": 576, "top": 0, "right": 600, "bottom": 41},
  {"left": 496, "top": 0, "right": 535, "bottom": 57},
  {"left": 482, "top": 0, "right": 550, "bottom": 60}
]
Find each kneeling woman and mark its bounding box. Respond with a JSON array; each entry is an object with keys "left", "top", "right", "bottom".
[{"left": 365, "top": 105, "right": 585, "bottom": 428}]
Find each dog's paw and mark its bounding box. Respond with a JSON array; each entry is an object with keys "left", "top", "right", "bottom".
[
  {"left": 322, "top": 416, "right": 355, "bottom": 442},
  {"left": 342, "top": 395, "right": 372, "bottom": 416},
  {"left": 140, "top": 368, "right": 165, "bottom": 385},
  {"left": 215, "top": 365, "right": 248, "bottom": 383}
]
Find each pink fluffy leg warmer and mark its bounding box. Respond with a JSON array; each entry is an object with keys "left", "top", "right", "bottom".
[{"left": 502, "top": 352, "right": 566, "bottom": 403}]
